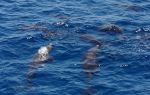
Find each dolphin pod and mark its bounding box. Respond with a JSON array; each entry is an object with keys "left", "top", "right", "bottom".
[{"left": 26, "top": 22, "right": 122, "bottom": 88}]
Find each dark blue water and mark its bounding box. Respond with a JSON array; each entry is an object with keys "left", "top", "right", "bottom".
[{"left": 0, "top": 0, "right": 150, "bottom": 95}]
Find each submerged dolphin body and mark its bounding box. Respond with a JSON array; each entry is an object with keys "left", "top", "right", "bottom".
[
  {"left": 99, "top": 24, "right": 123, "bottom": 33},
  {"left": 26, "top": 43, "right": 53, "bottom": 86},
  {"left": 83, "top": 45, "right": 100, "bottom": 79}
]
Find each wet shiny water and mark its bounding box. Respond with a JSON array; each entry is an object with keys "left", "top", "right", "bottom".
[{"left": 0, "top": 0, "right": 150, "bottom": 95}]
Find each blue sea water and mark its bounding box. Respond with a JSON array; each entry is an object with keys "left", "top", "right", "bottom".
[{"left": 0, "top": 0, "right": 150, "bottom": 95}]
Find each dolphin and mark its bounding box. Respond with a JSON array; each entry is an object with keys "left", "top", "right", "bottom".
[
  {"left": 99, "top": 24, "right": 123, "bottom": 33},
  {"left": 26, "top": 43, "right": 53, "bottom": 86},
  {"left": 83, "top": 45, "right": 100, "bottom": 79}
]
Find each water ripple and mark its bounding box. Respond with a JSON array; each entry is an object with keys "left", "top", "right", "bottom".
[{"left": 0, "top": 0, "right": 150, "bottom": 95}]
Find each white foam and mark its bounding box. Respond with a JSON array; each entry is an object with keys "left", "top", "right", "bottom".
[{"left": 38, "top": 46, "right": 48, "bottom": 55}]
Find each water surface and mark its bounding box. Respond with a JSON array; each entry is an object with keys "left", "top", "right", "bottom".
[{"left": 0, "top": 0, "right": 150, "bottom": 95}]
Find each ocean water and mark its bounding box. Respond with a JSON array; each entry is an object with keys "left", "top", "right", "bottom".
[{"left": 0, "top": 0, "right": 150, "bottom": 95}]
